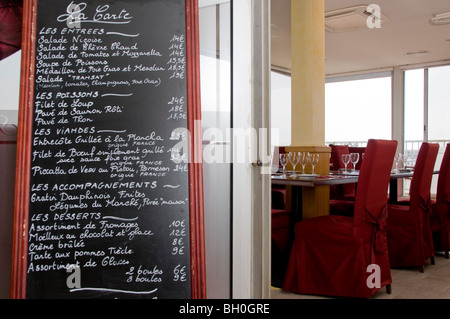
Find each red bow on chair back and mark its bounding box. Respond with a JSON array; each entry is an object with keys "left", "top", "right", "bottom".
[{"left": 363, "top": 205, "right": 388, "bottom": 259}]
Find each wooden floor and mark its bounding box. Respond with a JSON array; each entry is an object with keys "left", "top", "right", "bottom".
[{"left": 271, "top": 252, "right": 450, "bottom": 299}]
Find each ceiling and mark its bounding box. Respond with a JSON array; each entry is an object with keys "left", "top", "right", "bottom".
[{"left": 271, "top": 0, "right": 450, "bottom": 77}]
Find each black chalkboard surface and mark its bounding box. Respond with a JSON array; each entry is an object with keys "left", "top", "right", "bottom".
[{"left": 12, "top": 0, "right": 205, "bottom": 299}]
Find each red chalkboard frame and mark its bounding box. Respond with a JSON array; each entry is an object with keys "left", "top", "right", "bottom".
[{"left": 10, "top": 0, "right": 206, "bottom": 299}]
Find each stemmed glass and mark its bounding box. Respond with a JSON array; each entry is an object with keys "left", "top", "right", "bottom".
[
  {"left": 288, "top": 152, "right": 300, "bottom": 177},
  {"left": 402, "top": 152, "right": 410, "bottom": 169},
  {"left": 279, "top": 154, "right": 288, "bottom": 176},
  {"left": 394, "top": 153, "right": 403, "bottom": 172},
  {"left": 300, "top": 152, "right": 309, "bottom": 175},
  {"left": 341, "top": 154, "right": 350, "bottom": 172},
  {"left": 309, "top": 153, "right": 320, "bottom": 175},
  {"left": 350, "top": 153, "right": 360, "bottom": 172}
]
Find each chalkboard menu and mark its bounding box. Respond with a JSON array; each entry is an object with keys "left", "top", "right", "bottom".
[{"left": 12, "top": 0, "right": 205, "bottom": 299}]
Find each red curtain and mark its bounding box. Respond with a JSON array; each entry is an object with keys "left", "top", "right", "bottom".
[{"left": 0, "top": 1, "right": 22, "bottom": 61}]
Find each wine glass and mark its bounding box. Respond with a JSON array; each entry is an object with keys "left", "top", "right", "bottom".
[
  {"left": 288, "top": 152, "right": 300, "bottom": 177},
  {"left": 402, "top": 152, "right": 410, "bottom": 169},
  {"left": 341, "top": 154, "right": 350, "bottom": 172},
  {"left": 300, "top": 152, "right": 309, "bottom": 175},
  {"left": 394, "top": 153, "right": 403, "bottom": 172},
  {"left": 279, "top": 154, "right": 288, "bottom": 176},
  {"left": 350, "top": 153, "right": 359, "bottom": 172},
  {"left": 309, "top": 153, "right": 320, "bottom": 175}
]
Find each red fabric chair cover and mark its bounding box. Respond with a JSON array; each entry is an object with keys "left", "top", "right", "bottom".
[
  {"left": 272, "top": 209, "right": 292, "bottom": 287},
  {"left": 329, "top": 145, "right": 355, "bottom": 199},
  {"left": 330, "top": 145, "right": 348, "bottom": 170},
  {"left": 283, "top": 139, "right": 397, "bottom": 298},
  {"left": 431, "top": 144, "right": 450, "bottom": 258},
  {"left": 387, "top": 143, "right": 439, "bottom": 271},
  {"left": 329, "top": 145, "right": 356, "bottom": 216},
  {"left": 272, "top": 209, "right": 291, "bottom": 255}
]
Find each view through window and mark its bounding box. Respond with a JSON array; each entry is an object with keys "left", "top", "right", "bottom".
[{"left": 325, "top": 74, "right": 392, "bottom": 145}]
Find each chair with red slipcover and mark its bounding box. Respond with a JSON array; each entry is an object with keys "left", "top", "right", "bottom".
[
  {"left": 282, "top": 139, "right": 397, "bottom": 298},
  {"left": 329, "top": 145, "right": 356, "bottom": 216},
  {"left": 386, "top": 142, "right": 439, "bottom": 272},
  {"left": 431, "top": 144, "right": 450, "bottom": 259},
  {"left": 271, "top": 209, "right": 292, "bottom": 287},
  {"left": 329, "top": 145, "right": 356, "bottom": 199}
]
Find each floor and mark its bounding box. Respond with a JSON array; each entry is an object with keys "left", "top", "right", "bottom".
[{"left": 271, "top": 252, "right": 450, "bottom": 299}]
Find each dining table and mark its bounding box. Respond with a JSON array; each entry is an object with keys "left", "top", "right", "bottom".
[{"left": 271, "top": 168, "right": 439, "bottom": 223}]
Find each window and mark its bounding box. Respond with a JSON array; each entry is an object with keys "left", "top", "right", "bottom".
[
  {"left": 325, "top": 73, "right": 392, "bottom": 145},
  {"left": 428, "top": 65, "right": 450, "bottom": 143},
  {"left": 404, "top": 69, "right": 425, "bottom": 152},
  {"left": 271, "top": 71, "right": 291, "bottom": 146},
  {"left": 404, "top": 65, "right": 450, "bottom": 196}
]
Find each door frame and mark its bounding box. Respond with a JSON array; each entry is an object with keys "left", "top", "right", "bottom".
[{"left": 231, "top": 0, "right": 271, "bottom": 299}]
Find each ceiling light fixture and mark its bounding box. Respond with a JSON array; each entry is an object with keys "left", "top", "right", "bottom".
[
  {"left": 406, "top": 50, "right": 430, "bottom": 57},
  {"left": 430, "top": 12, "right": 450, "bottom": 25}
]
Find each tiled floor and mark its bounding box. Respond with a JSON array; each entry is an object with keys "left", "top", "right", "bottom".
[{"left": 271, "top": 252, "right": 450, "bottom": 299}]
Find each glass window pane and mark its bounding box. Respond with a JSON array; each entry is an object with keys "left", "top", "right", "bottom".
[
  {"left": 428, "top": 65, "right": 450, "bottom": 142},
  {"left": 404, "top": 68, "right": 425, "bottom": 151},
  {"left": 403, "top": 69, "right": 425, "bottom": 196},
  {"left": 325, "top": 76, "right": 392, "bottom": 145},
  {"left": 271, "top": 71, "right": 291, "bottom": 146},
  {"left": 199, "top": 1, "right": 231, "bottom": 299},
  {"left": 428, "top": 65, "right": 450, "bottom": 196}
]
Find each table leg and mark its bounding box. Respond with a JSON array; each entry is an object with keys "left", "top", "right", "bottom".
[
  {"left": 291, "top": 185, "right": 303, "bottom": 223},
  {"left": 389, "top": 179, "right": 399, "bottom": 204}
]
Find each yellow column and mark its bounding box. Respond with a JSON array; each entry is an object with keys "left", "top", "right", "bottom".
[
  {"left": 291, "top": 0, "right": 325, "bottom": 146},
  {"left": 289, "top": 0, "right": 329, "bottom": 218}
]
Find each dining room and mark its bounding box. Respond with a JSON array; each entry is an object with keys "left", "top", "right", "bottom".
[{"left": 269, "top": 0, "right": 450, "bottom": 299}]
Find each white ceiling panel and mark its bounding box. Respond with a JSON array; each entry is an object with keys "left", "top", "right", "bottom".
[{"left": 271, "top": 0, "right": 450, "bottom": 76}]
